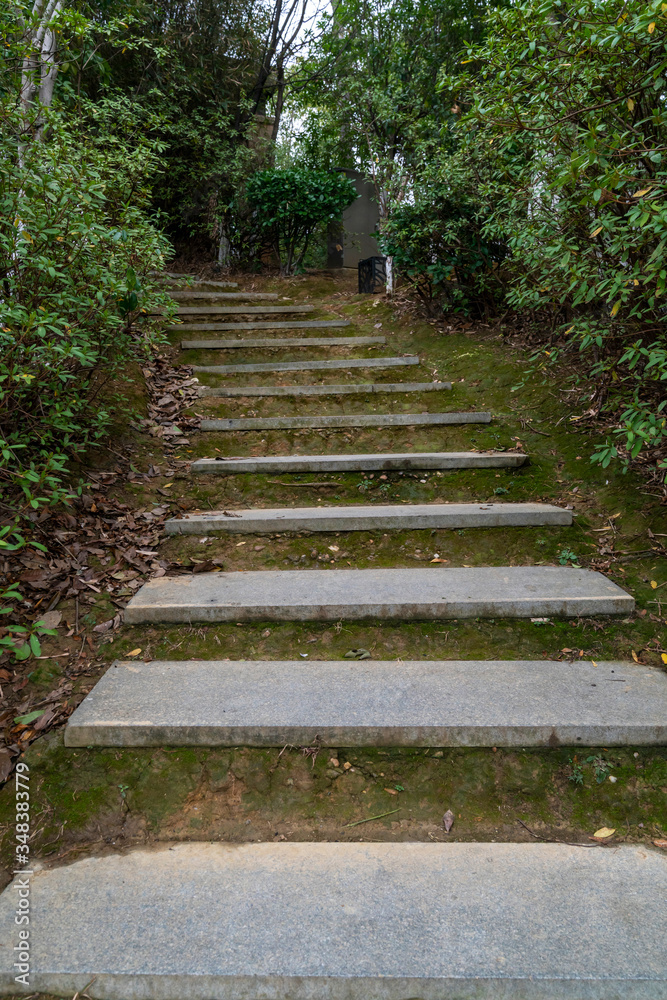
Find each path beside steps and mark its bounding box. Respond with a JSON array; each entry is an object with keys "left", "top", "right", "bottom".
[{"left": 2, "top": 276, "right": 663, "bottom": 1000}]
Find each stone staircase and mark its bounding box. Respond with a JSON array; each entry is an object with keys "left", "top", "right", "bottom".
[{"left": 1, "top": 279, "right": 666, "bottom": 997}]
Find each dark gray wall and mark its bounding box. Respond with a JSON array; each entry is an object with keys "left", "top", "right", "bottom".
[{"left": 328, "top": 169, "right": 380, "bottom": 268}]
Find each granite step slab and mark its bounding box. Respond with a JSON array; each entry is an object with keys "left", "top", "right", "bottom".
[
  {"left": 192, "top": 356, "right": 420, "bottom": 375},
  {"left": 2, "top": 842, "right": 663, "bottom": 999},
  {"left": 192, "top": 451, "right": 526, "bottom": 474},
  {"left": 169, "top": 319, "right": 351, "bottom": 332},
  {"left": 65, "top": 658, "right": 665, "bottom": 748},
  {"left": 171, "top": 291, "right": 278, "bottom": 301},
  {"left": 199, "top": 411, "right": 491, "bottom": 432},
  {"left": 183, "top": 336, "right": 385, "bottom": 349},
  {"left": 165, "top": 502, "right": 572, "bottom": 535},
  {"left": 197, "top": 381, "right": 452, "bottom": 397},
  {"left": 156, "top": 272, "right": 238, "bottom": 286},
  {"left": 124, "top": 566, "right": 632, "bottom": 624},
  {"left": 175, "top": 304, "right": 316, "bottom": 316}
]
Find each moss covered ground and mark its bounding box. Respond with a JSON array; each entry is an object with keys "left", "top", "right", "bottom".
[{"left": 1, "top": 269, "right": 665, "bottom": 887}]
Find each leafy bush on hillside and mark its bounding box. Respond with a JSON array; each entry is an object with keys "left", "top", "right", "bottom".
[
  {"left": 442, "top": 0, "right": 667, "bottom": 474},
  {"left": 379, "top": 182, "right": 507, "bottom": 315},
  {"left": 0, "top": 104, "right": 171, "bottom": 515},
  {"left": 246, "top": 168, "right": 357, "bottom": 274}
]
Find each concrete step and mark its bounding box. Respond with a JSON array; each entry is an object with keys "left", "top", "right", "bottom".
[
  {"left": 183, "top": 336, "right": 385, "bottom": 349},
  {"left": 198, "top": 381, "right": 452, "bottom": 397},
  {"left": 192, "top": 451, "right": 527, "bottom": 474},
  {"left": 124, "top": 566, "right": 632, "bottom": 624},
  {"left": 168, "top": 319, "right": 351, "bottom": 332},
  {"left": 165, "top": 502, "right": 572, "bottom": 535},
  {"left": 192, "top": 356, "right": 420, "bottom": 376},
  {"left": 175, "top": 304, "right": 316, "bottom": 316},
  {"left": 3, "top": 842, "right": 662, "bottom": 998},
  {"left": 65, "top": 658, "right": 664, "bottom": 748},
  {"left": 171, "top": 291, "right": 278, "bottom": 301},
  {"left": 156, "top": 272, "right": 238, "bottom": 287},
  {"left": 199, "top": 411, "right": 491, "bottom": 432}
]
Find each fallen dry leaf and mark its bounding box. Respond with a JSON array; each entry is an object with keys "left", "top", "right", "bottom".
[
  {"left": 653, "top": 840, "right": 667, "bottom": 850},
  {"left": 37, "top": 610, "right": 62, "bottom": 629},
  {"left": 442, "top": 809, "right": 454, "bottom": 833},
  {"left": 0, "top": 748, "right": 15, "bottom": 784},
  {"left": 593, "top": 827, "right": 616, "bottom": 839},
  {"left": 127, "top": 648, "right": 142, "bottom": 657},
  {"left": 384, "top": 787, "right": 398, "bottom": 795}
]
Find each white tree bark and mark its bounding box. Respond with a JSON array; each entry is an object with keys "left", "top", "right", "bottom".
[
  {"left": 385, "top": 255, "right": 394, "bottom": 296},
  {"left": 19, "top": 0, "right": 63, "bottom": 143}
]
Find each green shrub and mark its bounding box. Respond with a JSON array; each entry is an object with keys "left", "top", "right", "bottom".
[
  {"left": 0, "top": 103, "right": 172, "bottom": 514},
  {"left": 379, "top": 181, "right": 507, "bottom": 315},
  {"left": 443, "top": 0, "right": 667, "bottom": 475},
  {"left": 245, "top": 168, "right": 357, "bottom": 275}
]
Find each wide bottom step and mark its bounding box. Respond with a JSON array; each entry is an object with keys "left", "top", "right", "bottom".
[
  {"left": 192, "top": 451, "right": 526, "bottom": 473},
  {"left": 124, "top": 565, "right": 633, "bottom": 623},
  {"left": 165, "top": 501, "right": 571, "bottom": 534},
  {"left": 65, "top": 658, "right": 666, "bottom": 747},
  {"left": 1, "top": 843, "right": 664, "bottom": 998}
]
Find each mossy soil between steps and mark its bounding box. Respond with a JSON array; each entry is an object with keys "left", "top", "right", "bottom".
[{"left": 0, "top": 270, "right": 665, "bottom": 886}]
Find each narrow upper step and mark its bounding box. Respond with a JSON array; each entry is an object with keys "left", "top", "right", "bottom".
[
  {"left": 65, "top": 658, "right": 664, "bottom": 748},
  {"left": 176, "top": 304, "right": 315, "bottom": 315},
  {"left": 199, "top": 411, "right": 491, "bottom": 431},
  {"left": 192, "top": 451, "right": 526, "bottom": 473},
  {"left": 124, "top": 566, "right": 632, "bottom": 624},
  {"left": 171, "top": 291, "right": 278, "bottom": 301},
  {"left": 157, "top": 272, "right": 238, "bottom": 287},
  {"left": 197, "top": 381, "right": 452, "bottom": 396},
  {"left": 2, "top": 842, "right": 662, "bottom": 997},
  {"left": 168, "top": 319, "right": 351, "bottom": 332},
  {"left": 192, "top": 356, "right": 419, "bottom": 375},
  {"left": 165, "top": 502, "right": 572, "bottom": 534},
  {"left": 183, "top": 336, "right": 385, "bottom": 349}
]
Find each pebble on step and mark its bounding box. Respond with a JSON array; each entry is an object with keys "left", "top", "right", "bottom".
[
  {"left": 0, "top": 843, "right": 664, "bottom": 997},
  {"left": 65, "top": 658, "right": 667, "bottom": 748},
  {"left": 124, "top": 566, "right": 633, "bottom": 624},
  {"left": 165, "top": 502, "right": 572, "bottom": 534}
]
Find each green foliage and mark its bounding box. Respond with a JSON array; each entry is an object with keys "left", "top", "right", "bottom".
[
  {"left": 67, "top": 0, "right": 274, "bottom": 242},
  {"left": 440, "top": 0, "right": 667, "bottom": 475},
  {"left": 379, "top": 180, "right": 507, "bottom": 314},
  {"left": 285, "top": 0, "right": 494, "bottom": 195},
  {"left": 246, "top": 168, "right": 356, "bottom": 274},
  {"left": 0, "top": 103, "right": 171, "bottom": 514}
]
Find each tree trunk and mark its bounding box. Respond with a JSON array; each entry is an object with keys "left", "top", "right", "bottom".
[{"left": 19, "top": 0, "right": 63, "bottom": 150}]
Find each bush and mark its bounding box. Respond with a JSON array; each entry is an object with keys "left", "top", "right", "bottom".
[
  {"left": 245, "top": 168, "right": 357, "bottom": 274},
  {"left": 380, "top": 180, "right": 507, "bottom": 315},
  {"left": 0, "top": 103, "right": 172, "bottom": 514},
  {"left": 444, "top": 0, "right": 667, "bottom": 475}
]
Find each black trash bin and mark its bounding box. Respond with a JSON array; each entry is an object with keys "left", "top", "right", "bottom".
[{"left": 358, "top": 255, "right": 386, "bottom": 293}]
